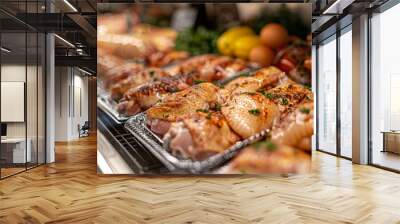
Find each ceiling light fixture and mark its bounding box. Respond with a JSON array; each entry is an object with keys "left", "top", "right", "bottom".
[
  {"left": 322, "top": 0, "right": 354, "bottom": 15},
  {"left": 1, "top": 47, "right": 11, "bottom": 53},
  {"left": 78, "top": 67, "right": 93, "bottom": 76},
  {"left": 54, "top": 34, "right": 75, "bottom": 48},
  {"left": 63, "top": 0, "right": 78, "bottom": 12}
]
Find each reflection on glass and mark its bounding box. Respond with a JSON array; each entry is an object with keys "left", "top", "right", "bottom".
[
  {"left": 317, "top": 36, "right": 337, "bottom": 154},
  {"left": 339, "top": 27, "right": 352, "bottom": 158},
  {"left": 371, "top": 4, "right": 400, "bottom": 171}
]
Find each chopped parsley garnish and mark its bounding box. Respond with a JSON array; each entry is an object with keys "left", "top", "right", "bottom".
[
  {"left": 194, "top": 79, "right": 205, "bottom": 84},
  {"left": 280, "top": 98, "right": 289, "bottom": 105},
  {"left": 149, "top": 70, "right": 156, "bottom": 77},
  {"left": 253, "top": 140, "right": 277, "bottom": 152},
  {"left": 196, "top": 109, "right": 209, "bottom": 113},
  {"left": 248, "top": 109, "right": 261, "bottom": 116},
  {"left": 264, "top": 92, "right": 275, "bottom": 100},
  {"left": 304, "top": 84, "right": 312, "bottom": 90},
  {"left": 299, "top": 107, "right": 310, "bottom": 114},
  {"left": 206, "top": 112, "right": 212, "bottom": 119},
  {"left": 214, "top": 103, "right": 221, "bottom": 111},
  {"left": 237, "top": 72, "right": 250, "bottom": 77}
]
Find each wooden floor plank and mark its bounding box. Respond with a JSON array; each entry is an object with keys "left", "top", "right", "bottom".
[{"left": 0, "top": 134, "right": 400, "bottom": 223}]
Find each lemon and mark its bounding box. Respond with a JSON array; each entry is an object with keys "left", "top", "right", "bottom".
[
  {"left": 217, "top": 26, "right": 254, "bottom": 56},
  {"left": 234, "top": 35, "right": 261, "bottom": 59}
]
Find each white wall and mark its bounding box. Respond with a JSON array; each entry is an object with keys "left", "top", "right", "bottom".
[{"left": 54, "top": 67, "right": 89, "bottom": 141}]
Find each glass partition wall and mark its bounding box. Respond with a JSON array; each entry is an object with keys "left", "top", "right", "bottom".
[
  {"left": 316, "top": 25, "right": 353, "bottom": 159},
  {"left": 0, "top": 3, "right": 46, "bottom": 179},
  {"left": 370, "top": 2, "right": 400, "bottom": 171}
]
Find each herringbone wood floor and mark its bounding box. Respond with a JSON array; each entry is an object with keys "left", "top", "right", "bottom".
[{"left": 1, "top": 134, "right": 400, "bottom": 224}]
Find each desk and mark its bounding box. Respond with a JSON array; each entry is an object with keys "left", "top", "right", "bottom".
[
  {"left": 382, "top": 131, "right": 400, "bottom": 154},
  {"left": 1, "top": 138, "right": 31, "bottom": 163}
]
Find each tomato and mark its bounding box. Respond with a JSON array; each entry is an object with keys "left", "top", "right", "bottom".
[{"left": 277, "top": 58, "right": 296, "bottom": 73}]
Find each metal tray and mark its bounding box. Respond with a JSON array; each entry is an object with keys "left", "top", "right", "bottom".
[
  {"left": 124, "top": 112, "right": 269, "bottom": 173},
  {"left": 97, "top": 95, "right": 131, "bottom": 124},
  {"left": 98, "top": 63, "right": 259, "bottom": 125}
]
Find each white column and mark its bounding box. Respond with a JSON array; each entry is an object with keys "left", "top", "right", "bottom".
[
  {"left": 46, "top": 32, "right": 55, "bottom": 163},
  {"left": 352, "top": 14, "right": 369, "bottom": 164},
  {"left": 45, "top": 0, "right": 55, "bottom": 163}
]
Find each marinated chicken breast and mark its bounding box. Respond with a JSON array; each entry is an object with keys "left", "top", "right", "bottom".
[
  {"left": 97, "top": 50, "right": 124, "bottom": 80},
  {"left": 147, "top": 51, "right": 190, "bottom": 67},
  {"left": 109, "top": 68, "right": 169, "bottom": 100},
  {"left": 220, "top": 66, "right": 286, "bottom": 100},
  {"left": 166, "top": 55, "right": 252, "bottom": 82},
  {"left": 263, "top": 83, "right": 313, "bottom": 119},
  {"left": 98, "top": 33, "right": 154, "bottom": 60},
  {"left": 102, "top": 63, "right": 145, "bottom": 89},
  {"left": 146, "top": 83, "right": 220, "bottom": 136},
  {"left": 147, "top": 82, "right": 220, "bottom": 121},
  {"left": 223, "top": 143, "right": 310, "bottom": 174},
  {"left": 165, "top": 111, "right": 240, "bottom": 161},
  {"left": 221, "top": 92, "right": 279, "bottom": 138},
  {"left": 117, "top": 74, "right": 192, "bottom": 115},
  {"left": 164, "top": 54, "right": 218, "bottom": 75},
  {"left": 271, "top": 102, "right": 314, "bottom": 151}
]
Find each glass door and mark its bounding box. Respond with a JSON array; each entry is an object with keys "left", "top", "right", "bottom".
[
  {"left": 317, "top": 35, "right": 337, "bottom": 154},
  {"left": 0, "top": 1, "right": 46, "bottom": 179}
]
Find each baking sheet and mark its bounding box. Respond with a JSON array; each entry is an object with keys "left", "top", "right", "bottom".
[
  {"left": 124, "top": 112, "right": 270, "bottom": 173},
  {"left": 97, "top": 95, "right": 131, "bottom": 124}
]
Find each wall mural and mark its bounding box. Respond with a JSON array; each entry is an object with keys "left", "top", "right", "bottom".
[{"left": 97, "top": 3, "right": 313, "bottom": 175}]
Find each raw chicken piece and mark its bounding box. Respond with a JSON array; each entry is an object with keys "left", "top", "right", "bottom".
[
  {"left": 263, "top": 83, "right": 313, "bottom": 119},
  {"left": 97, "top": 50, "right": 124, "bottom": 80},
  {"left": 109, "top": 68, "right": 169, "bottom": 100},
  {"left": 166, "top": 55, "right": 252, "bottom": 81},
  {"left": 102, "top": 63, "right": 145, "bottom": 90},
  {"left": 223, "top": 143, "right": 310, "bottom": 174},
  {"left": 147, "top": 51, "right": 190, "bottom": 67},
  {"left": 220, "top": 66, "right": 286, "bottom": 100},
  {"left": 147, "top": 82, "right": 220, "bottom": 121},
  {"left": 98, "top": 33, "right": 154, "bottom": 60},
  {"left": 165, "top": 112, "right": 240, "bottom": 161},
  {"left": 117, "top": 74, "right": 192, "bottom": 115},
  {"left": 146, "top": 83, "right": 220, "bottom": 136},
  {"left": 164, "top": 54, "right": 219, "bottom": 75},
  {"left": 271, "top": 102, "right": 314, "bottom": 152},
  {"left": 221, "top": 92, "right": 279, "bottom": 139}
]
